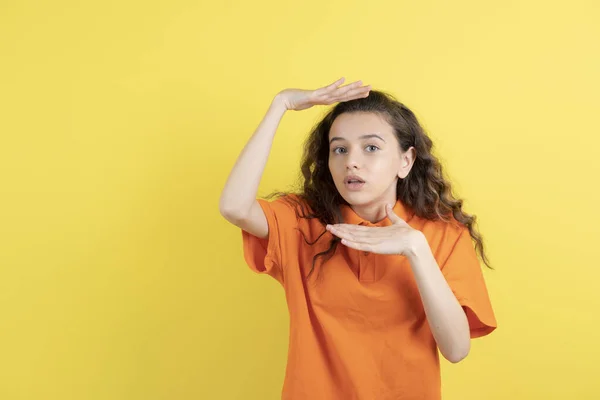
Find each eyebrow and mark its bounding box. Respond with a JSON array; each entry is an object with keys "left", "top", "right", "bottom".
[{"left": 329, "top": 134, "right": 386, "bottom": 145}]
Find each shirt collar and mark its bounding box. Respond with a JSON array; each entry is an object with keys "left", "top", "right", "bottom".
[{"left": 340, "top": 199, "right": 414, "bottom": 227}]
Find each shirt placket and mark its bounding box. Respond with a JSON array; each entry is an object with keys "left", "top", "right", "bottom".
[
  {"left": 356, "top": 221, "right": 375, "bottom": 282},
  {"left": 359, "top": 250, "right": 376, "bottom": 282}
]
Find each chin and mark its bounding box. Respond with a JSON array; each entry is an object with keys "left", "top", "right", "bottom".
[{"left": 339, "top": 190, "right": 374, "bottom": 206}]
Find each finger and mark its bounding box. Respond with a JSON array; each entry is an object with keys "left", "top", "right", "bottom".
[
  {"left": 314, "top": 77, "right": 346, "bottom": 96},
  {"left": 328, "top": 224, "right": 378, "bottom": 237},
  {"left": 327, "top": 77, "right": 346, "bottom": 88},
  {"left": 385, "top": 204, "right": 400, "bottom": 223},
  {"left": 328, "top": 223, "right": 371, "bottom": 231},
  {"left": 327, "top": 225, "right": 379, "bottom": 243},
  {"left": 317, "top": 79, "right": 363, "bottom": 99},
  {"left": 386, "top": 203, "right": 407, "bottom": 225},
  {"left": 331, "top": 85, "right": 371, "bottom": 102},
  {"left": 327, "top": 225, "right": 358, "bottom": 242},
  {"left": 329, "top": 225, "right": 373, "bottom": 237},
  {"left": 330, "top": 80, "right": 364, "bottom": 97}
]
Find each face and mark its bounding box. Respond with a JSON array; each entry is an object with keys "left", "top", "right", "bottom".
[{"left": 327, "top": 112, "right": 415, "bottom": 208}]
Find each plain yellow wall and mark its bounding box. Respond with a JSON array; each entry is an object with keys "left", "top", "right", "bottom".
[{"left": 1, "top": 0, "right": 599, "bottom": 399}]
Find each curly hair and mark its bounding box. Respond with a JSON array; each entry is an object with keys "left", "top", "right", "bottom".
[{"left": 266, "top": 89, "right": 492, "bottom": 281}]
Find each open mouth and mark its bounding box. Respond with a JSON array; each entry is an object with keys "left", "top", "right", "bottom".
[
  {"left": 344, "top": 175, "right": 364, "bottom": 184},
  {"left": 344, "top": 176, "right": 365, "bottom": 190}
]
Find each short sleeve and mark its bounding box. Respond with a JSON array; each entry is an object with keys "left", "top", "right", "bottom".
[
  {"left": 441, "top": 227, "right": 498, "bottom": 338},
  {"left": 241, "top": 195, "right": 299, "bottom": 285}
]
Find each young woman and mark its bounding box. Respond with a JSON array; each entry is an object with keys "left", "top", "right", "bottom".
[{"left": 219, "top": 77, "right": 497, "bottom": 400}]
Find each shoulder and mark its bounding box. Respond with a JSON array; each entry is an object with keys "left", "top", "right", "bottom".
[
  {"left": 260, "top": 193, "right": 327, "bottom": 240},
  {"left": 418, "top": 214, "right": 470, "bottom": 250},
  {"left": 256, "top": 193, "right": 316, "bottom": 229},
  {"left": 418, "top": 212, "right": 465, "bottom": 233},
  {"left": 262, "top": 193, "right": 314, "bottom": 216}
]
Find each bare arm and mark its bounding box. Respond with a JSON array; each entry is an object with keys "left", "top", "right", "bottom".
[
  {"left": 218, "top": 78, "right": 371, "bottom": 239},
  {"left": 218, "top": 97, "right": 287, "bottom": 238},
  {"left": 325, "top": 207, "right": 472, "bottom": 363},
  {"left": 408, "top": 237, "right": 471, "bottom": 363}
]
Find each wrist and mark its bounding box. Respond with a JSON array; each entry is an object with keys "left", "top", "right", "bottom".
[
  {"left": 272, "top": 93, "right": 290, "bottom": 112},
  {"left": 406, "top": 231, "right": 429, "bottom": 260}
]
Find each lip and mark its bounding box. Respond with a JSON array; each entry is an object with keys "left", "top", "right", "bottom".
[
  {"left": 344, "top": 180, "right": 365, "bottom": 191},
  {"left": 343, "top": 175, "right": 366, "bottom": 191},
  {"left": 344, "top": 175, "right": 365, "bottom": 184}
]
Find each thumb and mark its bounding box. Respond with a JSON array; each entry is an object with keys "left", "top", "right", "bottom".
[{"left": 386, "top": 203, "right": 405, "bottom": 225}]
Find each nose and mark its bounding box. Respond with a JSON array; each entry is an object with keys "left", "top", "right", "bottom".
[{"left": 345, "top": 148, "right": 362, "bottom": 170}]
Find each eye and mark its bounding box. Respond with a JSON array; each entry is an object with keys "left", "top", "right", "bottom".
[
  {"left": 332, "top": 147, "right": 347, "bottom": 154},
  {"left": 366, "top": 145, "right": 379, "bottom": 152}
]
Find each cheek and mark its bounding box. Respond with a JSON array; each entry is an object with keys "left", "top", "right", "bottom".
[
  {"left": 328, "top": 158, "right": 339, "bottom": 175},
  {"left": 371, "top": 157, "right": 391, "bottom": 171},
  {"left": 371, "top": 157, "right": 398, "bottom": 180},
  {"left": 329, "top": 161, "right": 346, "bottom": 185}
]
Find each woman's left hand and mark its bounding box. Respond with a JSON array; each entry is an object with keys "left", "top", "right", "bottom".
[{"left": 326, "top": 204, "right": 425, "bottom": 257}]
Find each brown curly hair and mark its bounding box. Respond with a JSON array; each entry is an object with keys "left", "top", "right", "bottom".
[{"left": 266, "top": 89, "right": 492, "bottom": 281}]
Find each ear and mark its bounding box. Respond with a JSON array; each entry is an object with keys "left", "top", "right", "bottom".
[{"left": 397, "top": 146, "right": 416, "bottom": 179}]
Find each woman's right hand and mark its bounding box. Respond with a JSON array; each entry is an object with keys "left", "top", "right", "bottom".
[{"left": 275, "top": 77, "right": 371, "bottom": 111}]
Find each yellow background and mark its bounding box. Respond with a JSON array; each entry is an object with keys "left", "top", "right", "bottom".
[{"left": 1, "top": 0, "right": 599, "bottom": 398}]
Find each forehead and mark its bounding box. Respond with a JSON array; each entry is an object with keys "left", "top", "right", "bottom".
[{"left": 328, "top": 112, "right": 394, "bottom": 140}]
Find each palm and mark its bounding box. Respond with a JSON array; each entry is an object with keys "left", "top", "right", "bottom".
[
  {"left": 326, "top": 204, "right": 424, "bottom": 256},
  {"left": 279, "top": 78, "right": 371, "bottom": 111}
]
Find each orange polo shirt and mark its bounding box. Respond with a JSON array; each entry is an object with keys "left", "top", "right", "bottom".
[{"left": 241, "top": 194, "right": 497, "bottom": 400}]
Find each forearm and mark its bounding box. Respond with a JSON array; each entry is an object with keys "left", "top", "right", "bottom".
[
  {"left": 406, "top": 235, "right": 471, "bottom": 363},
  {"left": 219, "top": 97, "right": 287, "bottom": 217}
]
